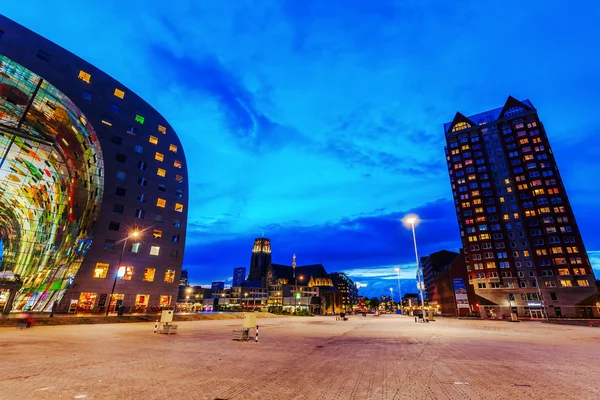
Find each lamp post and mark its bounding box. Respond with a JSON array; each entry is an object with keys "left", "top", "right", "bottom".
[
  {"left": 394, "top": 267, "right": 402, "bottom": 312},
  {"left": 389, "top": 288, "right": 394, "bottom": 311},
  {"left": 403, "top": 214, "right": 426, "bottom": 321},
  {"left": 244, "top": 292, "right": 248, "bottom": 309},
  {"left": 106, "top": 230, "right": 140, "bottom": 316}
]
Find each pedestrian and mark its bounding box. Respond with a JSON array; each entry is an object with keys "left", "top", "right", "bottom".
[
  {"left": 26, "top": 312, "right": 35, "bottom": 328},
  {"left": 414, "top": 316, "right": 417, "bottom": 323},
  {"left": 50, "top": 300, "right": 56, "bottom": 317},
  {"left": 16, "top": 312, "right": 28, "bottom": 329}
]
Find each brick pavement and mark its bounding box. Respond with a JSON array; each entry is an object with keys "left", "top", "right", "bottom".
[{"left": 0, "top": 315, "right": 599, "bottom": 399}]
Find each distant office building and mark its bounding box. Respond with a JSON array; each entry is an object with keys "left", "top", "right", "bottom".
[
  {"left": 421, "top": 250, "right": 460, "bottom": 304},
  {"left": 444, "top": 96, "right": 598, "bottom": 318},
  {"left": 329, "top": 272, "right": 359, "bottom": 311},
  {"left": 211, "top": 282, "right": 225, "bottom": 291},
  {"left": 248, "top": 238, "right": 272, "bottom": 282},
  {"left": 179, "top": 270, "right": 189, "bottom": 287},
  {"left": 232, "top": 267, "right": 246, "bottom": 287}
]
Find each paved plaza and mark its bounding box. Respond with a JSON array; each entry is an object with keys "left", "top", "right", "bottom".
[{"left": 1, "top": 315, "right": 599, "bottom": 399}]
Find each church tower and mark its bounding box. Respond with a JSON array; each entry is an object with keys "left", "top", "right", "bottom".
[{"left": 248, "top": 237, "right": 272, "bottom": 281}]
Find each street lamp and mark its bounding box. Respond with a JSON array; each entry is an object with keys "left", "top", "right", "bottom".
[
  {"left": 402, "top": 214, "right": 426, "bottom": 321},
  {"left": 389, "top": 288, "right": 394, "bottom": 310},
  {"left": 244, "top": 292, "right": 248, "bottom": 309},
  {"left": 394, "top": 267, "right": 402, "bottom": 310},
  {"left": 106, "top": 229, "right": 140, "bottom": 316}
]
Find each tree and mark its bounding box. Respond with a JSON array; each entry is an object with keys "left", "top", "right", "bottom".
[{"left": 368, "top": 297, "right": 380, "bottom": 310}]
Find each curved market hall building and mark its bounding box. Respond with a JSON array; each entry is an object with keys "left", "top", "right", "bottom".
[{"left": 0, "top": 15, "right": 188, "bottom": 313}]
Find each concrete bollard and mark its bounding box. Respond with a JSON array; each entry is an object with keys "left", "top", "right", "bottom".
[{"left": 154, "top": 319, "right": 159, "bottom": 334}]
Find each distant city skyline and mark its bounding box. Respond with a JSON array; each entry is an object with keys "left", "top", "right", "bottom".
[{"left": 4, "top": 2, "right": 600, "bottom": 298}]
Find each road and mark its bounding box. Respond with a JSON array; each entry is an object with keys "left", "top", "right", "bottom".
[{"left": 1, "top": 315, "right": 599, "bottom": 399}]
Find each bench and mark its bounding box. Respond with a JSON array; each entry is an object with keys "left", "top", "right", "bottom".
[
  {"left": 159, "top": 323, "right": 178, "bottom": 334},
  {"left": 232, "top": 329, "right": 250, "bottom": 341}
]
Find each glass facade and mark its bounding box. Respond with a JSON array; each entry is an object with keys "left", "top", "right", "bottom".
[{"left": 0, "top": 54, "right": 103, "bottom": 311}]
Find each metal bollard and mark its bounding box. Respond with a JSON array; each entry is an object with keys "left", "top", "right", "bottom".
[
  {"left": 255, "top": 325, "right": 259, "bottom": 343},
  {"left": 154, "top": 319, "right": 159, "bottom": 334}
]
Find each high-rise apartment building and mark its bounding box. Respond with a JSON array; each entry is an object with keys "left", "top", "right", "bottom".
[{"left": 444, "top": 96, "right": 598, "bottom": 318}]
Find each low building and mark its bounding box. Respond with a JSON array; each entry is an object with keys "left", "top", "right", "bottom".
[{"left": 421, "top": 250, "right": 460, "bottom": 305}]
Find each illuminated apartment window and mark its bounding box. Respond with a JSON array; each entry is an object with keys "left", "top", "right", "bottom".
[
  {"left": 78, "top": 70, "right": 91, "bottom": 83},
  {"left": 164, "top": 270, "right": 175, "bottom": 283},
  {"left": 101, "top": 117, "right": 113, "bottom": 126},
  {"left": 130, "top": 242, "right": 141, "bottom": 253},
  {"left": 173, "top": 160, "right": 182, "bottom": 168},
  {"left": 127, "top": 126, "right": 137, "bottom": 135},
  {"left": 172, "top": 234, "right": 180, "bottom": 243},
  {"left": 157, "top": 168, "right": 166, "bottom": 177},
  {"left": 135, "top": 114, "right": 145, "bottom": 124},
  {"left": 158, "top": 125, "right": 167, "bottom": 134},
  {"left": 153, "top": 229, "right": 163, "bottom": 239},
  {"left": 577, "top": 280, "right": 589, "bottom": 286},
  {"left": 169, "top": 144, "right": 178, "bottom": 153},
  {"left": 93, "top": 263, "right": 109, "bottom": 278},
  {"left": 175, "top": 174, "right": 183, "bottom": 183},
  {"left": 174, "top": 203, "right": 184, "bottom": 213},
  {"left": 114, "top": 88, "right": 125, "bottom": 99},
  {"left": 159, "top": 295, "right": 172, "bottom": 306},
  {"left": 150, "top": 246, "right": 160, "bottom": 256},
  {"left": 155, "top": 152, "right": 164, "bottom": 162},
  {"left": 143, "top": 268, "right": 156, "bottom": 282},
  {"left": 122, "top": 266, "right": 134, "bottom": 281},
  {"left": 149, "top": 136, "right": 158, "bottom": 145},
  {"left": 560, "top": 280, "right": 572, "bottom": 287},
  {"left": 156, "top": 198, "right": 166, "bottom": 208}
]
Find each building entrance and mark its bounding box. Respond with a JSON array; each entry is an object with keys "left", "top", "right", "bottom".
[{"left": 529, "top": 309, "right": 545, "bottom": 319}]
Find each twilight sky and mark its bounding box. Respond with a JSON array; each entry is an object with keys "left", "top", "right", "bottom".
[{"left": 4, "top": 1, "right": 600, "bottom": 298}]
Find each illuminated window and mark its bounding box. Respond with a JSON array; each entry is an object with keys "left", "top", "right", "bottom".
[
  {"left": 149, "top": 136, "right": 158, "bottom": 145},
  {"left": 153, "top": 229, "right": 163, "bottom": 239},
  {"left": 135, "top": 114, "right": 145, "bottom": 124},
  {"left": 169, "top": 144, "right": 178, "bottom": 153},
  {"left": 130, "top": 242, "right": 140, "bottom": 253},
  {"left": 143, "top": 268, "right": 156, "bottom": 282},
  {"left": 93, "top": 263, "right": 109, "bottom": 278},
  {"left": 78, "top": 70, "right": 91, "bottom": 83},
  {"left": 101, "top": 117, "right": 113, "bottom": 126},
  {"left": 122, "top": 266, "right": 134, "bottom": 281},
  {"left": 157, "top": 168, "right": 166, "bottom": 177},
  {"left": 114, "top": 88, "right": 125, "bottom": 99},
  {"left": 158, "top": 125, "right": 167, "bottom": 134},
  {"left": 164, "top": 270, "right": 176, "bottom": 283},
  {"left": 174, "top": 160, "right": 182, "bottom": 168},
  {"left": 560, "top": 280, "right": 572, "bottom": 287},
  {"left": 175, "top": 203, "right": 184, "bottom": 212},
  {"left": 175, "top": 174, "right": 184, "bottom": 183},
  {"left": 153, "top": 152, "right": 164, "bottom": 162},
  {"left": 577, "top": 279, "right": 589, "bottom": 286},
  {"left": 150, "top": 246, "right": 160, "bottom": 256},
  {"left": 156, "top": 198, "right": 166, "bottom": 208},
  {"left": 159, "top": 295, "right": 172, "bottom": 306}
]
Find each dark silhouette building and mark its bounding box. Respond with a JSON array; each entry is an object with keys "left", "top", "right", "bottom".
[
  {"left": 421, "top": 250, "right": 460, "bottom": 303},
  {"left": 0, "top": 15, "right": 188, "bottom": 314},
  {"left": 232, "top": 267, "right": 246, "bottom": 287},
  {"left": 444, "top": 96, "right": 597, "bottom": 318},
  {"left": 248, "top": 238, "right": 271, "bottom": 282}
]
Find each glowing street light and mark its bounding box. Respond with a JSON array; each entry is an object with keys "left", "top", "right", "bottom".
[
  {"left": 402, "top": 214, "right": 426, "bottom": 321},
  {"left": 106, "top": 229, "right": 140, "bottom": 316}
]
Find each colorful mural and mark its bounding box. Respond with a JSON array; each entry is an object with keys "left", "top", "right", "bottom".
[{"left": 0, "top": 54, "right": 104, "bottom": 312}]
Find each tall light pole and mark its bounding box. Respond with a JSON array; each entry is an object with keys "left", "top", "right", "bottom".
[
  {"left": 403, "top": 214, "right": 426, "bottom": 321},
  {"left": 106, "top": 230, "right": 140, "bottom": 316},
  {"left": 389, "top": 287, "right": 394, "bottom": 310},
  {"left": 394, "top": 267, "right": 402, "bottom": 310}
]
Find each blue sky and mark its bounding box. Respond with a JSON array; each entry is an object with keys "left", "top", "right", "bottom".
[{"left": 4, "top": 1, "right": 600, "bottom": 298}]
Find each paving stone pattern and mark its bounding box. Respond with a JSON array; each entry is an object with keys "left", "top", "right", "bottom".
[{"left": 1, "top": 316, "right": 599, "bottom": 399}]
